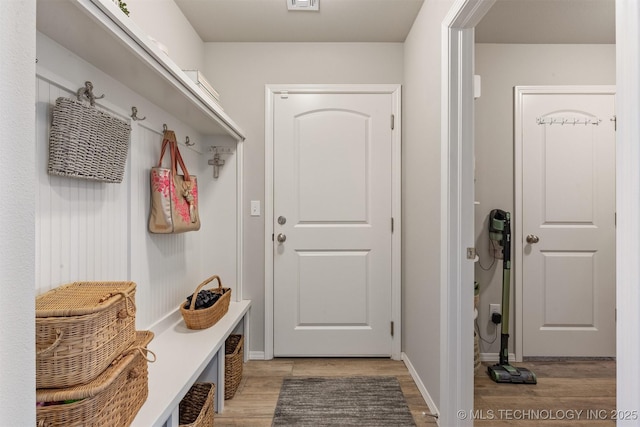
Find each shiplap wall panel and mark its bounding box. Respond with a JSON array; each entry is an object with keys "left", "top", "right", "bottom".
[
  {"left": 35, "top": 32, "right": 238, "bottom": 331},
  {"left": 35, "top": 77, "right": 130, "bottom": 292}
]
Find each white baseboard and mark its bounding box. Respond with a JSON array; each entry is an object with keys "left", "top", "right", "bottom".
[
  {"left": 249, "top": 351, "right": 265, "bottom": 360},
  {"left": 479, "top": 352, "right": 516, "bottom": 363},
  {"left": 401, "top": 352, "right": 440, "bottom": 424}
]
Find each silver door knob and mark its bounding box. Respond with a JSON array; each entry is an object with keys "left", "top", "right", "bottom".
[
  {"left": 277, "top": 233, "right": 287, "bottom": 243},
  {"left": 526, "top": 234, "right": 540, "bottom": 244}
]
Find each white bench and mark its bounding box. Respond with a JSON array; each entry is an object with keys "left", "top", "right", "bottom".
[{"left": 132, "top": 300, "right": 251, "bottom": 427}]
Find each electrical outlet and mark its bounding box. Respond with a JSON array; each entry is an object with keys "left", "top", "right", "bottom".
[{"left": 490, "top": 303, "right": 501, "bottom": 317}]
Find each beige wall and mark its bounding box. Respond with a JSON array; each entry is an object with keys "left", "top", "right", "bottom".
[
  {"left": 201, "top": 42, "right": 404, "bottom": 353},
  {"left": 474, "top": 43, "right": 616, "bottom": 355},
  {"left": 402, "top": 0, "right": 455, "bottom": 409}
]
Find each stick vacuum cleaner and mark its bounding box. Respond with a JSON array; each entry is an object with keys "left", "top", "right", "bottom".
[{"left": 487, "top": 209, "right": 537, "bottom": 384}]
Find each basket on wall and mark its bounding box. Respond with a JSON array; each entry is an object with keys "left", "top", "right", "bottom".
[
  {"left": 48, "top": 95, "right": 131, "bottom": 183},
  {"left": 179, "top": 382, "right": 215, "bottom": 427},
  {"left": 224, "top": 335, "right": 243, "bottom": 400},
  {"left": 180, "top": 275, "right": 231, "bottom": 330},
  {"left": 36, "top": 281, "right": 137, "bottom": 389},
  {"left": 36, "top": 330, "right": 154, "bottom": 427}
]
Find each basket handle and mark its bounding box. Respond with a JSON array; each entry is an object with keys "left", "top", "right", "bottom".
[
  {"left": 188, "top": 275, "right": 223, "bottom": 311},
  {"left": 36, "top": 329, "right": 63, "bottom": 357}
]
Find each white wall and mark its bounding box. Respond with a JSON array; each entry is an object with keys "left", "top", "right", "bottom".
[
  {"left": 201, "top": 42, "right": 404, "bottom": 354},
  {"left": 402, "top": 0, "right": 455, "bottom": 411},
  {"left": 474, "top": 43, "right": 616, "bottom": 355},
  {"left": 0, "top": 0, "right": 36, "bottom": 424},
  {"left": 126, "top": 0, "right": 205, "bottom": 72}
]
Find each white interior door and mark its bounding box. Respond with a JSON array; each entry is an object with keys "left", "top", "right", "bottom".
[
  {"left": 516, "top": 87, "right": 616, "bottom": 357},
  {"left": 272, "top": 91, "right": 394, "bottom": 356}
]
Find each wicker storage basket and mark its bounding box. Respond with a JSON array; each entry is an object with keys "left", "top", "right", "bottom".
[
  {"left": 48, "top": 96, "right": 131, "bottom": 183},
  {"left": 179, "top": 383, "right": 215, "bottom": 427},
  {"left": 36, "top": 281, "right": 137, "bottom": 389},
  {"left": 224, "top": 335, "right": 243, "bottom": 400},
  {"left": 180, "top": 275, "right": 231, "bottom": 330},
  {"left": 36, "top": 330, "right": 154, "bottom": 427}
]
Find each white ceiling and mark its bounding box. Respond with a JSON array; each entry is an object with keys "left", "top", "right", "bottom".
[
  {"left": 476, "top": 0, "right": 615, "bottom": 44},
  {"left": 174, "top": 0, "right": 425, "bottom": 43},
  {"left": 175, "top": 0, "right": 615, "bottom": 44}
]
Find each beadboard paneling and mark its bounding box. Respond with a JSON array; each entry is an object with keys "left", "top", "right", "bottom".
[{"left": 35, "top": 32, "right": 238, "bottom": 330}]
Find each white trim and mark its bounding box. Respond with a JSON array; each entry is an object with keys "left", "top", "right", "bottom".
[
  {"left": 401, "top": 352, "right": 439, "bottom": 421},
  {"left": 441, "top": 1, "right": 495, "bottom": 427},
  {"left": 615, "top": 0, "right": 640, "bottom": 420},
  {"left": 264, "top": 84, "right": 402, "bottom": 360},
  {"left": 236, "top": 140, "right": 244, "bottom": 301},
  {"left": 513, "top": 85, "right": 616, "bottom": 362},
  {"left": 249, "top": 351, "right": 266, "bottom": 360},
  {"left": 264, "top": 87, "right": 275, "bottom": 360},
  {"left": 479, "top": 352, "right": 516, "bottom": 363}
]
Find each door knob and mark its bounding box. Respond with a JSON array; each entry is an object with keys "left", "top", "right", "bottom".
[
  {"left": 277, "top": 233, "right": 287, "bottom": 243},
  {"left": 277, "top": 216, "right": 287, "bottom": 225},
  {"left": 526, "top": 234, "right": 540, "bottom": 244}
]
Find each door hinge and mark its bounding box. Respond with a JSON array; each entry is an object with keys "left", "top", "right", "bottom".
[
  {"left": 391, "top": 114, "right": 395, "bottom": 130},
  {"left": 390, "top": 321, "right": 394, "bottom": 337},
  {"left": 611, "top": 115, "right": 617, "bottom": 131},
  {"left": 272, "top": 233, "right": 274, "bottom": 241},
  {"left": 391, "top": 217, "right": 394, "bottom": 233}
]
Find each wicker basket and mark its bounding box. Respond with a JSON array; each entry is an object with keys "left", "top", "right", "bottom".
[
  {"left": 224, "top": 335, "right": 243, "bottom": 400},
  {"left": 180, "top": 275, "right": 231, "bottom": 330},
  {"left": 48, "top": 96, "right": 131, "bottom": 183},
  {"left": 179, "top": 383, "right": 215, "bottom": 427},
  {"left": 36, "top": 281, "right": 137, "bottom": 389},
  {"left": 36, "top": 330, "right": 154, "bottom": 427}
]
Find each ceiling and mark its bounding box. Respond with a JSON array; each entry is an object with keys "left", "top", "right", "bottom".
[
  {"left": 476, "top": 0, "right": 615, "bottom": 44},
  {"left": 174, "top": 0, "right": 425, "bottom": 43},
  {"left": 174, "top": 0, "right": 615, "bottom": 44}
]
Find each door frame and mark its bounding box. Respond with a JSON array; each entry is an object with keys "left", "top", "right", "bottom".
[
  {"left": 514, "top": 85, "right": 616, "bottom": 361},
  {"left": 440, "top": 1, "right": 495, "bottom": 425},
  {"left": 263, "top": 84, "right": 402, "bottom": 360}
]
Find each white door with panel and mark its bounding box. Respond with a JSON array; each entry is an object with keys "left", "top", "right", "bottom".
[
  {"left": 273, "top": 91, "right": 395, "bottom": 356},
  {"left": 517, "top": 87, "right": 616, "bottom": 357}
]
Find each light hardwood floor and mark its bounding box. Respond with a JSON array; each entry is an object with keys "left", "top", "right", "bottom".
[{"left": 214, "top": 358, "right": 615, "bottom": 426}]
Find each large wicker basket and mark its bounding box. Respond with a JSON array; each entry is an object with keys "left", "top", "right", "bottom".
[
  {"left": 180, "top": 275, "right": 231, "bottom": 330},
  {"left": 224, "top": 335, "right": 243, "bottom": 400},
  {"left": 36, "top": 281, "right": 137, "bottom": 389},
  {"left": 179, "top": 382, "right": 215, "bottom": 427},
  {"left": 36, "top": 330, "right": 154, "bottom": 427},
  {"left": 48, "top": 96, "right": 131, "bottom": 183}
]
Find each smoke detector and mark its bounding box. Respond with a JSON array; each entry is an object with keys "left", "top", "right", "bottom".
[{"left": 287, "top": 0, "right": 319, "bottom": 11}]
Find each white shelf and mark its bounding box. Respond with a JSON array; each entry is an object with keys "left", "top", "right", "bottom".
[
  {"left": 132, "top": 300, "right": 251, "bottom": 427},
  {"left": 36, "top": 0, "right": 245, "bottom": 141}
]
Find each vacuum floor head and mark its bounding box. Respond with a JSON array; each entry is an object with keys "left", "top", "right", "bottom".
[{"left": 488, "top": 364, "right": 537, "bottom": 384}]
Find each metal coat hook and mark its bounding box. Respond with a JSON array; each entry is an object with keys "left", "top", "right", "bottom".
[
  {"left": 77, "top": 81, "right": 104, "bottom": 106},
  {"left": 130, "top": 106, "right": 146, "bottom": 121},
  {"left": 185, "top": 136, "right": 195, "bottom": 147},
  {"left": 163, "top": 124, "right": 168, "bottom": 132}
]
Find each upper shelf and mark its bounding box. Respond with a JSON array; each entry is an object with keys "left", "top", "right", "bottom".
[{"left": 36, "top": 0, "right": 246, "bottom": 141}]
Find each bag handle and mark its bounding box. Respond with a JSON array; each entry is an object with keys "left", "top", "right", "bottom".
[
  {"left": 157, "top": 130, "right": 193, "bottom": 183},
  {"left": 187, "top": 275, "right": 224, "bottom": 311}
]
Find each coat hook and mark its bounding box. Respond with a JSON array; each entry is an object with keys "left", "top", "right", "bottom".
[
  {"left": 185, "top": 136, "right": 194, "bottom": 146},
  {"left": 163, "top": 124, "right": 168, "bottom": 132},
  {"left": 76, "top": 81, "right": 104, "bottom": 106},
  {"left": 131, "top": 106, "right": 146, "bottom": 121}
]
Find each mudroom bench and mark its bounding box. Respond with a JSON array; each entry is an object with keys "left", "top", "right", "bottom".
[{"left": 132, "top": 300, "right": 251, "bottom": 427}]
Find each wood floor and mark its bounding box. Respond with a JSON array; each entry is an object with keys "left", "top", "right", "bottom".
[{"left": 214, "top": 358, "right": 615, "bottom": 426}]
